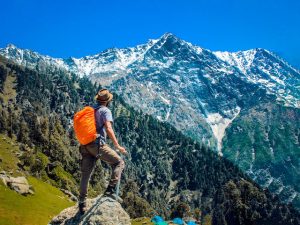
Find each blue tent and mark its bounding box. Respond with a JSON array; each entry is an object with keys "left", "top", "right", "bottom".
[
  {"left": 155, "top": 222, "right": 168, "bottom": 225},
  {"left": 151, "top": 215, "right": 165, "bottom": 223},
  {"left": 172, "top": 217, "right": 184, "bottom": 225}
]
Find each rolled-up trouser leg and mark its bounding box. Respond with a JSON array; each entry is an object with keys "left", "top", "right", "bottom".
[
  {"left": 79, "top": 145, "right": 96, "bottom": 203},
  {"left": 99, "top": 144, "right": 125, "bottom": 187}
]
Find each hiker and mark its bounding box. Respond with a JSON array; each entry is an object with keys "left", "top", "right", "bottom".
[{"left": 78, "top": 88, "right": 127, "bottom": 214}]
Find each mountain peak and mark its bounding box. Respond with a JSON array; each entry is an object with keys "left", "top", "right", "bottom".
[
  {"left": 251, "top": 48, "right": 270, "bottom": 56},
  {"left": 158, "top": 32, "right": 182, "bottom": 44},
  {"left": 161, "top": 32, "right": 176, "bottom": 38},
  {"left": 6, "top": 44, "right": 17, "bottom": 49}
]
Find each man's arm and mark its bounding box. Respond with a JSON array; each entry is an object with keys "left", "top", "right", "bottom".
[{"left": 104, "top": 120, "right": 127, "bottom": 155}]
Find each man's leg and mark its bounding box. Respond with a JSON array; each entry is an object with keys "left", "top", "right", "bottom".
[
  {"left": 79, "top": 145, "right": 96, "bottom": 212},
  {"left": 99, "top": 144, "right": 125, "bottom": 194}
]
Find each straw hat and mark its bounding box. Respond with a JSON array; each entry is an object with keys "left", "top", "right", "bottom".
[{"left": 94, "top": 89, "right": 113, "bottom": 103}]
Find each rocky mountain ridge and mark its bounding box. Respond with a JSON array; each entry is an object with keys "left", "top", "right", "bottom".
[
  {"left": 1, "top": 34, "right": 299, "bottom": 152},
  {"left": 1, "top": 33, "right": 300, "bottom": 210}
]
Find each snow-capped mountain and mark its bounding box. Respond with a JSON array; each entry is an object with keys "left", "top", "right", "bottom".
[
  {"left": 2, "top": 34, "right": 299, "bottom": 151},
  {"left": 1, "top": 33, "right": 300, "bottom": 208},
  {"left": 2, "top": 34, "right": 299, "bottom": 107},
  {"left": 214, "top": 49, "right": 300, "bottom": 108},
  {"left": 1, "top": 39, "right": 159, "bottom": 86}
]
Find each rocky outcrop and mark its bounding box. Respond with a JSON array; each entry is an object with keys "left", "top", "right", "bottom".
[
  {"left": 0, "top": 174, "right": 34, "bottom": 195},
  {"left": 50, "top": 196, "right": 131, "bottom": 225},
  {"left": 60, "top": 189, "right": 78, "bottom": 202}
]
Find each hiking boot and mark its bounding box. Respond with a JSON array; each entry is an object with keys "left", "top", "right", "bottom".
[
  {"left": 103, "top": 185, "right": 123, "bottom": 203},
  {"left": 107, "top": 193, "right": 123, "bottom": 203},
  {"left": 103, "top": 185, "right": 115, "bottom": 195},
  {"left": 79, "top": 201, "right": 87, "bottom": 214}
]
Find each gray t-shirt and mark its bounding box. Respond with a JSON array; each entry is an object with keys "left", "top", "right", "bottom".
[{"left": 94, "top": 105, "right": 113, "bottom": 145}]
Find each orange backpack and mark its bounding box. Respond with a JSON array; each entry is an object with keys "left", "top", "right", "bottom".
[{"left": 73, "top": 106, "right": 98, "bottom": 145}]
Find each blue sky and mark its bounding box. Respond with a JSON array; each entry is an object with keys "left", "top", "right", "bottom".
[{"left": 1, "top": 0, "right": 300, "bottom": 68}]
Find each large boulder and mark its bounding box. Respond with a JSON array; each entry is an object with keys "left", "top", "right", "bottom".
[
  {"left": 0, "top": 175, "right": 34, "bottom": 195},
  {"left": 50, "top": 196, "right": 131, "bottom": 225}
]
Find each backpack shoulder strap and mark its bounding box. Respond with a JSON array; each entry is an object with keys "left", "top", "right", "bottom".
[{"left": 93, "top": 105, "right": 104, "bottom": 134}]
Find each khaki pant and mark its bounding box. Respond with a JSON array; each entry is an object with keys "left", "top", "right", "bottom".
[{"left": 79, "top": 142, "right": 125, "bottom": 203}]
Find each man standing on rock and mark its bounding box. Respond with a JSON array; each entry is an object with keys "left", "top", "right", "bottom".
[{"left": 78, "top": 89, "right": 127, "bottom": 214}]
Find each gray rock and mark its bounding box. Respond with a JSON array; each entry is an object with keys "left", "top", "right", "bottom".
[
  {"left": 50, "top": 196, "right": 131, "bottom": 225},
  {"left": 0, "top": 175, "right": 34, "bottom": 195},
  {"left": 0, "top": 175, "right": 8, "bottom": 186},
  {"left": 60, "top": 189, "right": 78, "bottom": 202}
]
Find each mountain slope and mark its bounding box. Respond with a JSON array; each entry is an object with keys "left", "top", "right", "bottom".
[
  {"left": 1, "top": 34, "right": 299, "bottom": 151},
  {"left": 214, "top": 49, "right": 300, "bottom": 107},
  {"left": 222, "top": 102, "right": 300, "bottom": 209},
  {"left": 1, "top": 33, "right": 300, "bottom": 210},
  {"left": 1, "top": 56, "right": 300, "bottom": 224},
  {"left": 0, "top": 134, "right": 74, "bottom": 225}
]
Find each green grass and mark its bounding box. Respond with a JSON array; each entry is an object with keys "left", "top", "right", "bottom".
[
  {"left": 0, "top": 176, "right": 74, "bottom": 225},
  {"left": 50, "top": 164, "right": 79, "bottom": 195},
  {"left": 131, "top": 217, "right": 154, "bottom": 225},
  {"left": 0, "top": 134, "right": 22, "bottom": 176},
  {"left": 0, "top": 134, "right": 74, "bottom": 225},
  {"left": 0, "top": 73, "right": 17, "bottom": 104}
]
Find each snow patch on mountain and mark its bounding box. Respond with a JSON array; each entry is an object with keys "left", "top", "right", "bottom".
[
  {"left": 206, "top": 106, "right": 241, "bottom": 154},
  {"left": 0, "top": 39, "right": 160, "bottom": 86},
  {"left": 159, "top": 95, "right": 171, "bottom": 105},
  {"left": 214, "top": 49, "right": 300, "bottom": 108},
  {"left": 214, "top": 49, "right": 256, "bottom": 74}
]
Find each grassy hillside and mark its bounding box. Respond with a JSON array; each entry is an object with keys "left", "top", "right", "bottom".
[
  {"left": 0, "top": 177, "right": 74, "bottom": 225},
  {"left": 131, "top": 217, "right": 154, "bottom": 225},
  {"left": 0, "top": 134, "right": 21, "bottom": 176},
  {"left": 0, "top": 134, "right": 74, "bottom": 225}
]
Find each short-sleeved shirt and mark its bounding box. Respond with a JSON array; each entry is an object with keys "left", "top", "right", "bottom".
[{"left": 94, "top": 104, "right": 113, "bottom": 145}]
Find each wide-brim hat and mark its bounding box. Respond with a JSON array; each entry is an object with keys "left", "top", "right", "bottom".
[{"left": 94, "top": 88, "right": 113, "bottom": 103}]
